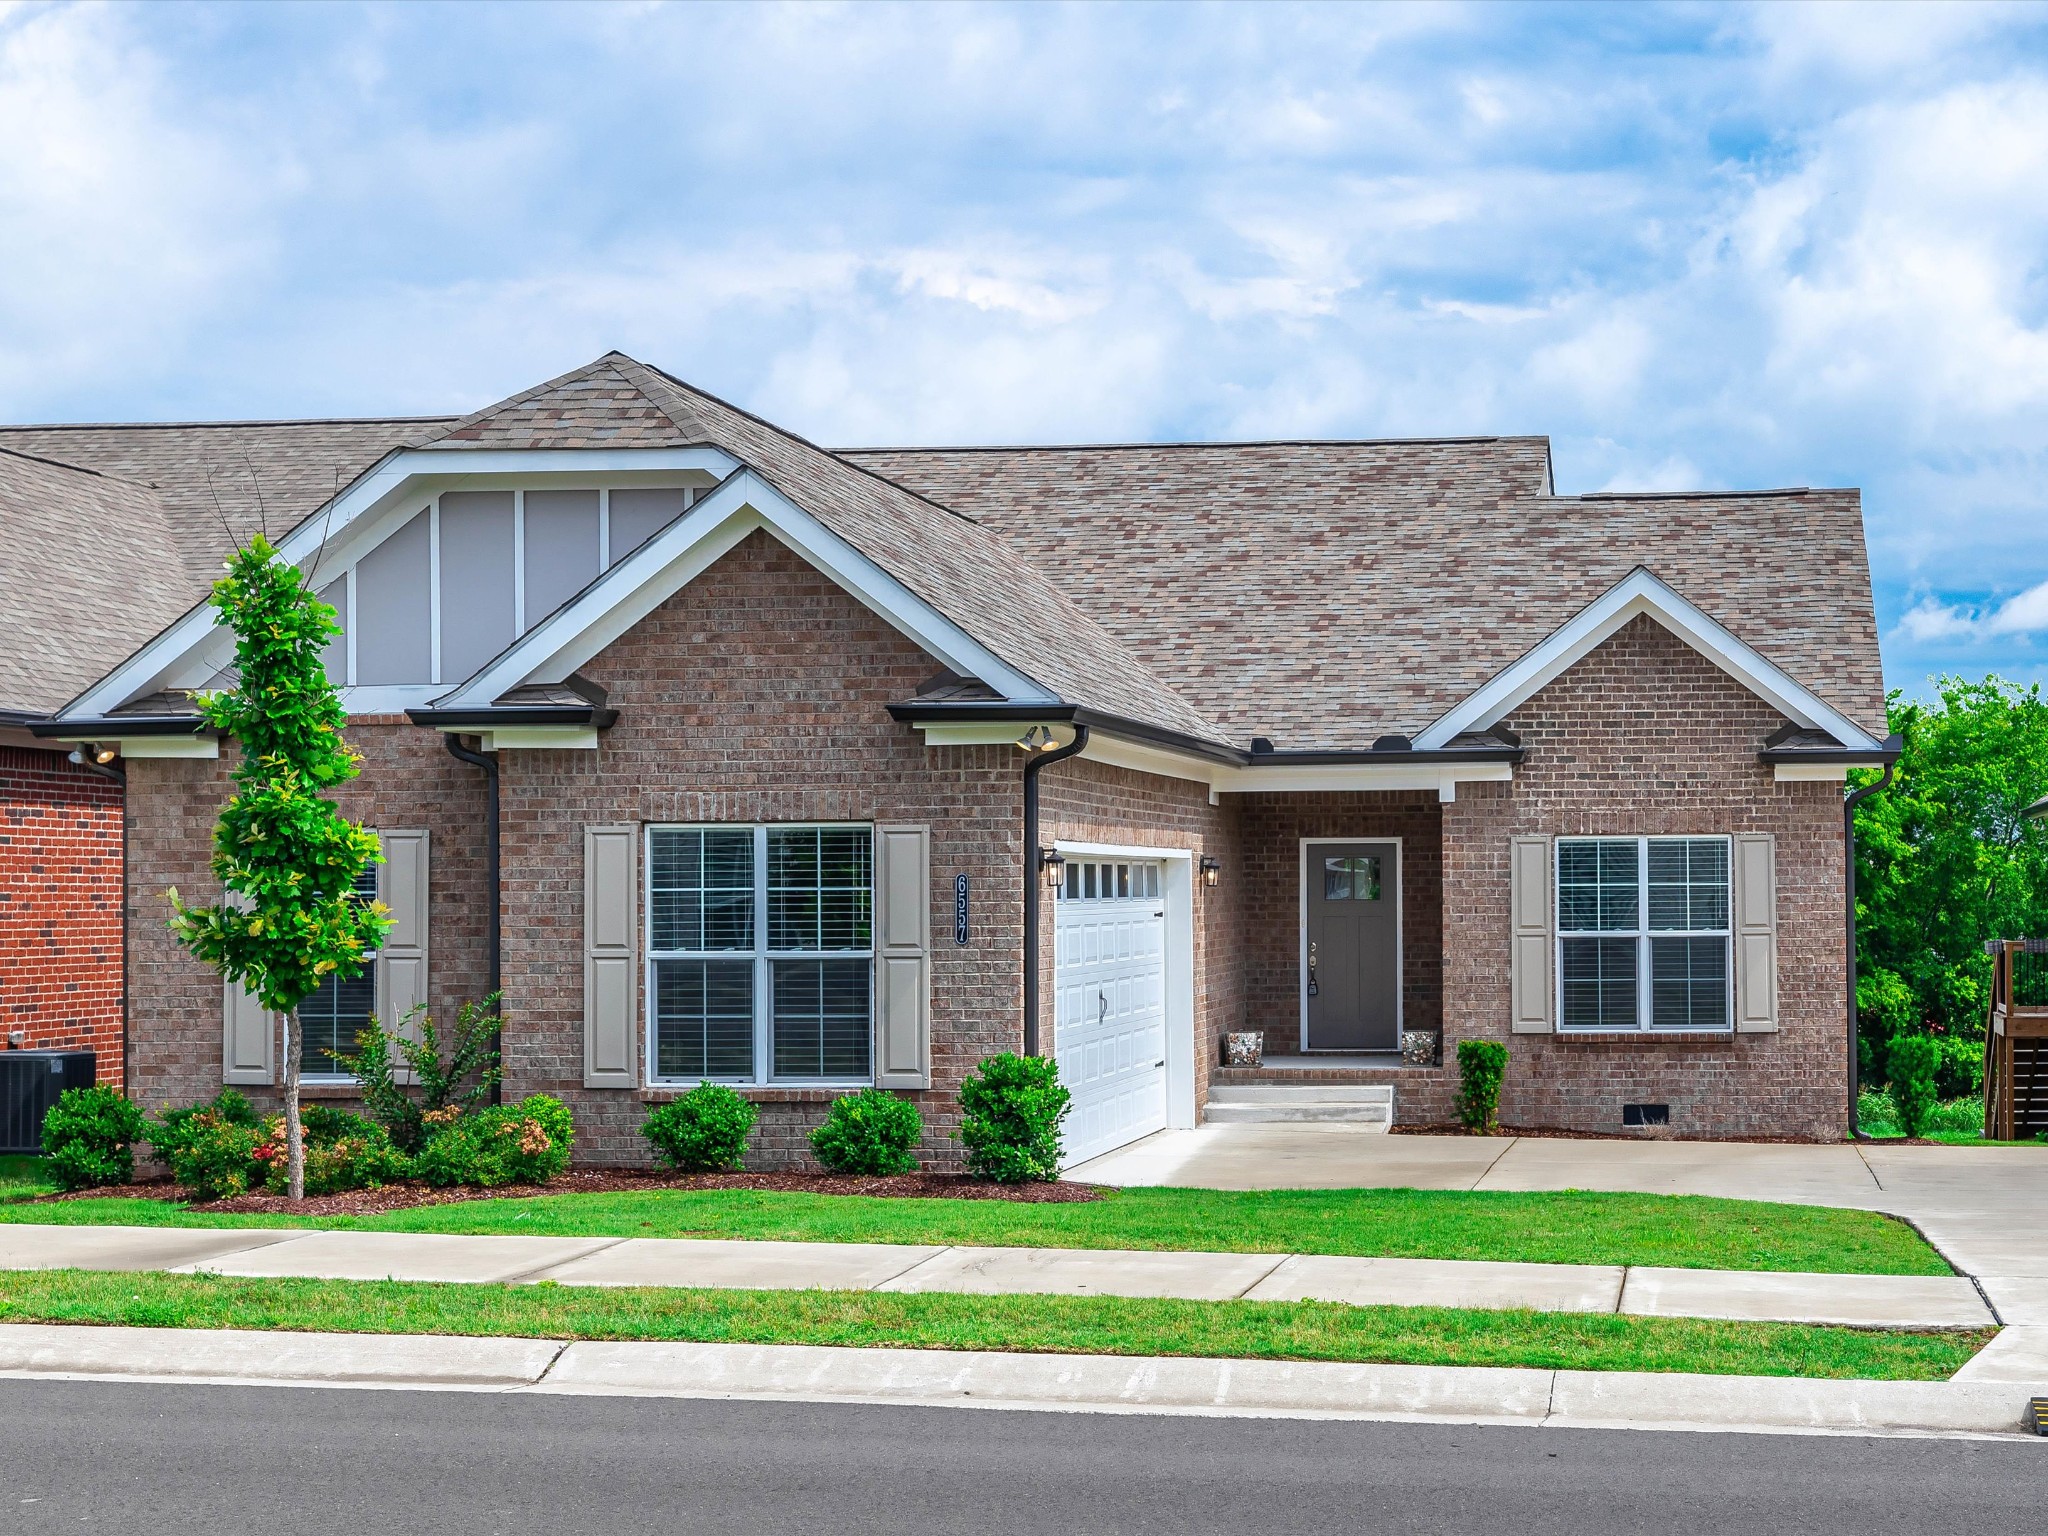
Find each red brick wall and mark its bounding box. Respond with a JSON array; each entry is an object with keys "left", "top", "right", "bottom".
[
  {"left": 1437, "top": 615, "right": 1848, "bottom": 1139},
  {"left": 1235, "top": 793, "right": 1442, "bottom": 1056},
  {"left": 1038, "top": 757, "right": 1241, "bottom": 1111},
  {"left": 0, "top": 746, "right": 123, "bottom": 1085}
]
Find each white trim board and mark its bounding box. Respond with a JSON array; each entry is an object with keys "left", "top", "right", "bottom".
[
  {"left": 1412, "top": 568, "right": 1884, "bottom": 752},
  {"left": 430, "top": 469, "right": 1056, "bottom": 710},
  {"left": 56, "top": 446, "right": 741, "bottom": 722}
]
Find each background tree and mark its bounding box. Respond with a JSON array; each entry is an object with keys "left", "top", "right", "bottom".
[
  {"left": 167, "top": 535, "right": 388, "bottom": 1199},
  {"left": 1854, "top": 676, "right": 2048, "bottom": 1092}
]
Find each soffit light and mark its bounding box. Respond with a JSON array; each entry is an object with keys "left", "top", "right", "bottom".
[{"left": 1016, "top": 724, "right": 1060, "bottom": 753}]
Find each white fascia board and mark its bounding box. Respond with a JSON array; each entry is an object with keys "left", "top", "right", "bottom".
[
  {"left": 918, "top": 721, "right": 1076, "bottom": 748},
  {"left": 1054, "top": 839, "right": 1194, "bottom": 861},
  {"left": 1412, "top": 568, "right": 1883, "bottom": 752},
  {"left": 433, "top": 469, "right": 1056, "bottom": 710},
  {"left": 116, "top": 735, "right": 220, "bottom": 759},
  {"left": 1072, "top": 731, "right": 1513, "bottom": 802},
  {"left": 480, "top": 726, "right": 600, "bottom": 752},
  {"left": 58, "top": 446, "right": 741, "bottom": 721}
]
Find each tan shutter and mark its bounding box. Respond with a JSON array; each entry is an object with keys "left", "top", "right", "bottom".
[
  {"left": 583, "top": 825, "right": 638, "bottom": 1088},
  {"left": 375, "top": 830, "right": 430, "bottom": 1048},
  {"left": 1509, "top": 834, "right": 1554, "bottom": 1033},
  {"left": 223, "top": 979, "right": 275, "bottom": 1085},
  {"left": 872, "top": 824, "right": 931, "bottom": 1089},
  {"left": 1732, "top": 832, "right": 1778, "bottom": 1033}
]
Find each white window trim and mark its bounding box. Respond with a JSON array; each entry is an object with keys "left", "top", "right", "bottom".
[
  {"left": 642, "top": 822, "right": 877, "bottom": 1088},
  {"left": 1554, "top": 834, "right": 1733, "bottom": 1035}
]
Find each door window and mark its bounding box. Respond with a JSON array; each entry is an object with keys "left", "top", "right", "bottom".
[{"left": 1322, "top": 855, "right": 1381, "bottom": 901}]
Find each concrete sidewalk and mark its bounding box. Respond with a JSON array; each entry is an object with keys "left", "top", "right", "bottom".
[
  {"left": 0, "top": 1222, "right": 1999, "bottom": 1330},
  {"left": 0, "top": 1322, "right": 2039, "bottom": 1440}
]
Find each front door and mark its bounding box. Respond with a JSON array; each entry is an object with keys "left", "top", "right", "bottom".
[{"left": 1304, "top": 840, "right": 1401, "bottom": 1051}]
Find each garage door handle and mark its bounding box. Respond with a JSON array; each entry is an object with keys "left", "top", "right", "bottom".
[{"left": 1098, "top": 992, "right": 1108, "bottom": 1025}]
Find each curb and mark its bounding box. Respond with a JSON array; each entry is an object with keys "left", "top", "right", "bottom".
[{"left": 2, "top": 1324, "right": 2043, "bottom": 1440}]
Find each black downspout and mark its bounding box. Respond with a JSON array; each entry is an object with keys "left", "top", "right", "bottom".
[
  {"left": 73, "top": 751, "right": 127, "bottom": 1093},
  {"left": 1844, "top": 763, "right": 1895, "bottom": 1137},
  {"left": 1021, "top": 725, "right": 1091, "bottom": 1057},
  {"left": 442, "top": 734, "right": 502, "bottom": 1105}
]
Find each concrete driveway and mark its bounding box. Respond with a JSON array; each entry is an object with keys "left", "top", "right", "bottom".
[{"left": 1068, "top": 1125, "right": 2048, "bottom": 1282}]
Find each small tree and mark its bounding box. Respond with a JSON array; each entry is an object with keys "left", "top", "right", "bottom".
[{"left": 167, "top": 535, "right": 388, "bottom": 1200}]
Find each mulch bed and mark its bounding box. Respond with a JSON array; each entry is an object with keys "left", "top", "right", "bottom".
[{"left": 32, "top": 1168, "right": 1106, "bottom": 1217}]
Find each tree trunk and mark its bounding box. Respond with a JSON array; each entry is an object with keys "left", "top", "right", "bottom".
[{"left": 284, "top": 1008, "right": 305, "bottom": 1201}]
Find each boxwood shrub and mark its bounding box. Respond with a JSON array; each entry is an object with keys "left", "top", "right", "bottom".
[
  {"left": 809, "top": 1089, "right": 922, "bottom": 1175},
  {"left": 1454, "top": 1039, "right": 1508, "bottom": 1134},
  {"left": 643, "top": 1083, "right": 757, "bottom": 1172},
  {"left": 958, "top": 1053, "right": 1070, "bottom": 1183},
  {"left": 40, "top": 1085, "right": 148, "bottom": 1191}
]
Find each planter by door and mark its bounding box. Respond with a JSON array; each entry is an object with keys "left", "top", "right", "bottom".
[{"left": 1303, "top": 839, "right": 1402, "bottom": 1051}]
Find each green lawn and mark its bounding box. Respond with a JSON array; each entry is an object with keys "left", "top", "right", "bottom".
[
  {"left": 0, "top": 1182, "right": 1953, "bottom": 1275},
  {"left": 0, "top": 1156, "right": 56, "bottom": 1202},
  {"left": 0, "top": 1269, "right": 1985, "bottom": 1381}
]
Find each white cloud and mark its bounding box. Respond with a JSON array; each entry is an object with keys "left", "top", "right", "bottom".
[{"left": 1895, "top": 580, "right": 2048, "bottom": 644}]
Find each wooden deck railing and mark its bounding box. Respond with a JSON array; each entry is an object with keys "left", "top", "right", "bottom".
[{"left": 1983, "top": 939, "right": 2048, "bottom": 1141}]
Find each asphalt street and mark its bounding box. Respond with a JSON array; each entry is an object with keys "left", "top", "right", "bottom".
[{"left": 1, "top": 1379, "right": 2043, "bottom": 1534}]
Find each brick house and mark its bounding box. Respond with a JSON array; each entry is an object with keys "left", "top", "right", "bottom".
[{"left": 15, "top": 353, "right": 1896, "bottom": 1163}]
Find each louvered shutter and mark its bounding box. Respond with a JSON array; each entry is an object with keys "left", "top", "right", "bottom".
[
  {"left": 1732, "top": 832, "right": 1779, "bottom": 1033},
  {"left": 872, "top": 824, "right": 931, "bottom": 1089},
  {"left": 223, "top": 979, "right": 275, "bottom": 1085},
  {"left": 376, "top": 830, "right": 430, "bottom": 1044},
  {"left": 584, "top": 825, "right": 638, "bottom": 1088},
  {"left": 1509, "top": 835, "right": 1554, "bottom": 1033}
]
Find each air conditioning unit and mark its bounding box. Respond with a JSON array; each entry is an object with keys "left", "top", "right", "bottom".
[{"left": 0, "top": 1050, "right": 97, "bottom": 1155}]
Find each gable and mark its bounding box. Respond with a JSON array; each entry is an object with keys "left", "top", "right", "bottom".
[{"left": 1412, "top": 567, "right": 1884, "bottom": 752}]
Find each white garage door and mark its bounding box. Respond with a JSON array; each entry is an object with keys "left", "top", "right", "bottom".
[{"left": 1054, "top": 857, "right": 1168, "bottom": 1166}]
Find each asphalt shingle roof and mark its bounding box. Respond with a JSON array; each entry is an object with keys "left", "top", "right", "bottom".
[{"left": 0, "top": 354, "right": 1885, "bottom": 746}]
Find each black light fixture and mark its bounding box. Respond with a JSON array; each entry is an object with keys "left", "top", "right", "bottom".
[
  {"left": 94, "top": 745, "right": 119, "bottom": 766},
  {"left": 1199, "top": 854, "right": 1222, "bottom": 888},
  {"left": 68, "top": 744, "right": 118, "bottom": 768},
  {"left": 1039, "top": 847, "right": 1066, "bottom": 890},
  {"left": 1016, "top": 724, "right": 1059, "bottom": 753}
]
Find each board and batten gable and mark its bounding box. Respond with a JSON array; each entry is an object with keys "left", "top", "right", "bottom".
[{"left": 1438, "top": 614, "right": 1845, "bottom": 1139}]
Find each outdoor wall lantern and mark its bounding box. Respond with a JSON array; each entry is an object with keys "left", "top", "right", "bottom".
[
  {"left": 1199, "top": 854, "right": 1222, "bottom": 888},
  {"left": 1039, "top": 847, "right": 1067, "bottom": 890}
]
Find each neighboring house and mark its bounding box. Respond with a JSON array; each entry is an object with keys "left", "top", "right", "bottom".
[{"left": 9, "top": 353, "right": 1896, "bottom": 1165}]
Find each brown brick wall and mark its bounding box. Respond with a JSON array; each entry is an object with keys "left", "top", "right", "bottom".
[
  {"left": 500, "top": 530, "right": 1026, "bottom": 1168},
  {"left": 1037, "top": 757, "right": 1240, "bottom": 1111},
  {"left": 1437, "top": 615, "right": 1848, "bottom": 1139},
  {"left": 1235, "top": 793, "right": 1443, "bottom": 1056},
  {"left": 1, "top": 746, "right": 123, "bottom": 1084}
]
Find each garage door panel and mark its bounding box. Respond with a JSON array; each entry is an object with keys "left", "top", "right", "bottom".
[{"left": 1054, "top": 863, "right": 1168, "bottom": 1167}]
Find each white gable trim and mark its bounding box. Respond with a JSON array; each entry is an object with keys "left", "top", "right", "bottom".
[
  {"left": 56, "top": 445, "right": 743, "bottom": 721},
  {"left": 1413, "top": 568, "right": 1883, "bottom": 751},
  {"left": 430, "top": 469, "right": 1056, "bottom": 709}
]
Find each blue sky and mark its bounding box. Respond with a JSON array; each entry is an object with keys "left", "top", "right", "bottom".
[{"left": 5, "top": 0, "right": 2048, "bottom": 700}]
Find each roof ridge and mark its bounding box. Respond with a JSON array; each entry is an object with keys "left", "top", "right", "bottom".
[
  {"left": 419, "top": 354, "right": 697, "bottom": 447},
  {"left": 612, "top": 354, "right": 983, "bottom": 528},
  {"left": 842, "top": 434, "right": 1548, "bottom": 454},
  {"left": 0, "top": 415, "right": 458, "bottom": 432}
]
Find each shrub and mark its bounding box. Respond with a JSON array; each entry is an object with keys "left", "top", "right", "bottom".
[
  {"left": 1932, "top": 1033, "right": 1983, "bottom": 1102},
  {"left": 1454, "top": 1039, "right": 1508, "bottom": 1134},
  {"left": 147, "top": 1091, "right": 266, "bottom": 1201},
  {"left": 413, "top": 1095, "right": 573, "bottom": 1188},
  {"left": 809, "top": 1089, "right": 922, "bottom": 1175},
  {"left": 958, "top": 1053, "right": 1070, "bottom": 1183},
  {"left": 338, "top": 996, "right": 504, "bottom": 1153},
  {"left": 643, "top": 1083, "right": 757, "bottom": 1172},
  {"left": 1888, "top": 1034, "right": 1941, "bottom": 1139},
  {"left": 252, "top": 1107, "right": 409, "bottom": 1197},
  {"left": 40, "top": 1086, "right": 148, "bottom": 1191}
]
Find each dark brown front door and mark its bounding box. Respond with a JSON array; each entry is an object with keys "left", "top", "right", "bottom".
[{"left": 1305, "top": 841, "right": 1400, "bottom": 1051}]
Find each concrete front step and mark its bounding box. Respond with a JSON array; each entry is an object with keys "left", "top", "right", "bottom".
[
  {"left": 1209, "top": 1084, "right": 1393, "bottom": 1104},
  {"left": 1204, "top": 1083, "right": 1394, "bottom": 1126},
  {"left": 1203, "top": 1103, "right": 1393, "bottom": 1125}
]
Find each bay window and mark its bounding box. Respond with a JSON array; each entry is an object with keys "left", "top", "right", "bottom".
[
  {"left": 1556, "top": 836, "right": 1731, "bottom": 1033},
  {"left": 647, "top": 824, "right": 874, "bottom": 1084}
]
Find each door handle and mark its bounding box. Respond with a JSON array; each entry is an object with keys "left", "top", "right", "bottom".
[
  {"left": 1098, "top": 991, "right": 1108, "bottom": 1025},
  {"left": 1307, "top": 940, "right": 1320, "bottom": 999}
]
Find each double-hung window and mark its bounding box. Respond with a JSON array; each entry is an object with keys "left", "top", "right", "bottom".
[
  {"left": 1556, "top": 837, "right": 1731, "bottom": 1033},
  {"left": 299, "top": 864, "right": 382, "bottom": 1079},
  {"left": 646, "top": 824, "right": 874, "bottom": 1084}
]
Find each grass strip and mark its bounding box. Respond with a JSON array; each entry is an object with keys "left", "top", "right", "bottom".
[
  {"left": 0, "top": 1184, "right": 1954, "bottom": 1276},
  {"left": 0, "top": 1269, "right": 1984, "bottom": 1381}
]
